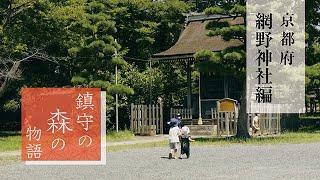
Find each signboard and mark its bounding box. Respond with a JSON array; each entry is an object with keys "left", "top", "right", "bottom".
[
  {"left": 21, "top": 88, "right": 106, "bottom": 165},
  {"left": 218, "top": 98, "right": 237, "bottom": 112}
]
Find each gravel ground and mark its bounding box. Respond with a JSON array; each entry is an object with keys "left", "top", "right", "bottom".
[{"left": 1, "top": 143, "right": 320, "bottom": 180}]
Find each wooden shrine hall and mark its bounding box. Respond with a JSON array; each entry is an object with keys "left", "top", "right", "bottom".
[
  {"left": 130, "top": 13, "right": 281, "bottom": 136},
  {"left": 153, "top": 14, "right": 243, "bottom": 118},
  {"left": 150, "top": 13, "right": 280, "bottom": 136}
]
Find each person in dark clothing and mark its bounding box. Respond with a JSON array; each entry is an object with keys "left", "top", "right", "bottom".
[{"left": 179, "top": 123, "right": 194, "bottom": 159}]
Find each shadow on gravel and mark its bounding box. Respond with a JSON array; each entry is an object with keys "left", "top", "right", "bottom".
[
  {"left": 160, "top": 156, "right": 190, "bottom": 160},
  {"left": 160, "top": 156, "right": 170, "bottom": 159}
]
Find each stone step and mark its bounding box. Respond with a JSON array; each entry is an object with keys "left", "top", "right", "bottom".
[
  {"left": 190, "top": 131, "right": 215, "bottom": 136},
  {"left": 181, "top": 120, "right": 214, "bottom": 126},
  {"left": 187, "top": 125, "right": 217, "bottom": 136}
]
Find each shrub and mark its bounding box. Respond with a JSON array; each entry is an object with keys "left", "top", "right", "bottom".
[{"left": 3, "top": 100, "right": 20, "bottom": 112}]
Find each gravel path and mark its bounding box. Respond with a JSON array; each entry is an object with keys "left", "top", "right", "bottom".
[
  {"left": 107, "top": 135, "right": 167, "bottom": 146},
  {"left": 1, "top": 143, "right": 320, "bottom": 180},
  {"left": 0, "top": 151, "right": 20, "bottom": 158}
]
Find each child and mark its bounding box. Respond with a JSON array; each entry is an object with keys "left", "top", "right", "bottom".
[
  {"left": 168, "top": 121, "right": 181, "bottom": 159},
  {"left": 179, "top": 123, "right": 194, "bottom": 159}
]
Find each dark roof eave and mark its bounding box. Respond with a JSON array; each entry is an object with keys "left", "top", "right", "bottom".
[
  {"left": 152, "top": 49, "right": 226, "bottom": 62},
  {"left": 152, "top": 52, "right": 194, "bottom": 59},
  {"left": 186, "top": 14, "right": 242, "bottom": 23},
  {"left": 152, "top": 53, "right": 195, "bottom": 62}
]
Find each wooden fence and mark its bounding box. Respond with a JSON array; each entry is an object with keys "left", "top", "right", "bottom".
[
  {"left": 169, "top": 107, "right": 280, "bottom": 137},
  {"left": 216, "top": 111, "right": 237, "bottom": 136},
  {"left": 210, "top": 108, "right": 218, "bottom": 125},
  {"left": 131, "top": 103, "right": 163, "bottom": 135},
  {"left": 248, "top": 113, "right": 281, "bottom": 135},
  {"left": 305, "top": 99, "right": 320, "bottom": 114},
  {"left": 170, "top": 108, "right": 193, "bottom": 124}
]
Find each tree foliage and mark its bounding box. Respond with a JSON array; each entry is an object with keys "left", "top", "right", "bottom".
[
  {"left": 196, "top": 0, "right": 320, "bottom": 137},
  {"left": 2, "top": 0, "right": 318, "bottom": 132},
  {"left": 305, "top": 0, "right": 320, "bottom": 91},
  {"left": 0, "top": 0, "right": 190, "bottom": 130},
  {"left": 195, "top": 1, "right": 248, "bottom": 137}
]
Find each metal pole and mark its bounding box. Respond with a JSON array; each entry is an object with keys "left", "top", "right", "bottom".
[
  {"left": 115, "top": 64, "right": 119, "bottom": 132},
  {"left": 198, "top": 72, "right": 203, "bottom": 125}
]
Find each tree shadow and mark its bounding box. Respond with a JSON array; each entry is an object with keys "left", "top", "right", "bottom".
[
  {"left": 193, "top": 137, "right": 233, "bottom": 142},
  {"left": 0, "top": 131, "right": 20, "bottom": 138},
  {"left": 298, "top": 125, "right": 320, "bottom": 133},
  {"left": 193, "top": 136, "right": 285, "bottom": 143}
]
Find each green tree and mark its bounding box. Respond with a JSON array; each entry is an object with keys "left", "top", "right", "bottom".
[
  {"left": 196, "top": 0, "right": 320, "bottom": 137},
  {"left": 305, "top": 0, "right": 320, "bottom": 93},
  {"left": 195, "top": 1, "right": 248, "bottom": 137},
  {"left": 0, "top": 0, "right": 51, "bottom": 97},
  {"left": 49, "top": 0, "right": 136, "bottom": 128},
  {"left": 0, "top": 0, "right": 74, "bottom": 114},
  {"left": 0, "top": 0, "right": 191, "bottom": 131},
  {"left": 110, "top": 0, "right": 189, "bottom": 60}
]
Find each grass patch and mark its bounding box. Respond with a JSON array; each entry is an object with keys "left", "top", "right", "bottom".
[
  {"left": 106, "top": 130, "right": 134, "bottom": 142},
  {"left": 0, "top": 132, "right": 20, "bottom": 152},
  {"left": 0, "top": 130, "right": 136, "bottom": 152},
  {"left": 107, "top": 132, "right": 320, "bottom": 152},
  {"left": 2, "top": 130, "right": 320, "bottom": 153},
  {"left": 193, "top": 132, "right": 320, "bottom": 146}
]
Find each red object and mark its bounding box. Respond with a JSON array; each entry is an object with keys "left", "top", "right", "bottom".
[{"left": 21, "top": 88, "right": 101, "bottom": 161}]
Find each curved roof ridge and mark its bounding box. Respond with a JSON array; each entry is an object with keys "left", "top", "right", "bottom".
[{"left": 153, "top": 15, "right": 244, "bottom": 60}]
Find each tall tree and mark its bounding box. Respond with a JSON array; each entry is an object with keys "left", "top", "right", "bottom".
[
  {"left": 305, "top": 0, "right": 320, "bottom": 94},
  {"left": 0, "top": 0, "right": 191, "bottom": 131},
  {"left": 1, "top": 0, "right": 44, "bottom": 97},
  {"left": 0, "top": 0, "right": 70, "bottom": 104},
  {"left": 195, "top": 1, "right": 248, "bottom": 138},
  {"left": 196, "top": 0, "right": 320, "bottom": 137}
]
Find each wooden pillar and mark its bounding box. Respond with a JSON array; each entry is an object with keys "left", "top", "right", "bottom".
[
  {"left": 158, "top": 105, "right": 161, "bottom": 134},
  {"left": 217, "top": 112, "right": 220, "bottom": 136},
  {"left": 138, "top": 105, "right": 141, "bottom": 134},
  {"left": 160, "top": 103, "right": 163, "bottom": 134},
  {"left": 234, "top": 112, "right": 238, "bottom": 135},
  {"left": 141, "top": 105, "right": 144, "bottom": 134},
  {"left": 145, "top": 105, "right": 148, "bottom": 134},
  {"left": 277, "top": 113, "right": 281, "bottom": 134},
  {"left": 130, "top": 103, "right": 134, "bottom": 131},
  {"left": 152, "top": 105, "right": 155, "bottom": 127},
  {"left": 268, "top": 114, "right": 272, "bottom": 134},
  {"left": 211, "top": 108, "right": 214, "bottom": 125},
  {"left": 226, "top": 112, "right": 230, "bottom": 137},
  {"left": 149, "top": 104, "right": 152, "bottom": 127},
  {"left": 186, "top": 60, "right": 192, "bottom": 109}
]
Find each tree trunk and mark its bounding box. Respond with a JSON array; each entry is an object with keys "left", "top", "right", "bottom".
[
  {"left": 0, "top": 78, "right": 8, "bottom": 97},
  {"left": 236, "top": 79, "right": 250, "bottom": 138},
  {"left": 0, "top": 61, "right": 21, "bottom": 98},
  {"left": 236, "top": 6, "right": 249, "bottom": 138}
]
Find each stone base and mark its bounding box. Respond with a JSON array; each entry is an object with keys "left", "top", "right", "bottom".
[{"left": 188, "top": 125, "right": 217, "bottom": 136}]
